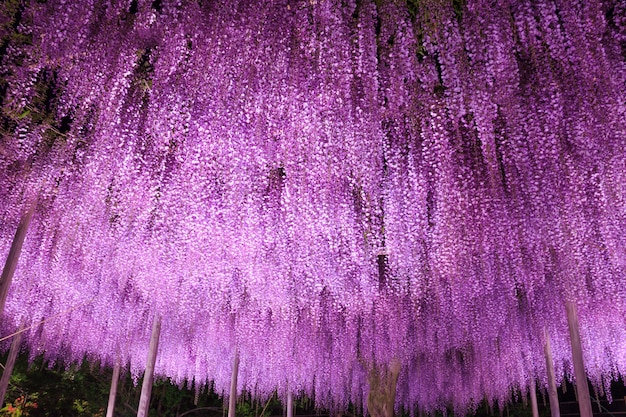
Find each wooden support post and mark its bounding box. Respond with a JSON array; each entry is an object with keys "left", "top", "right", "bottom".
[
  {"left": 0, "top": 203, "right": 35, "bottom": 318},
  {"left": 544, "top": 329, "right": 561, "bottom": 417},
  {"left": 137, "top": 315, "right": 161, "bottom": 417},
  {"left": 0, "top": 322, "right": 24, "bottom": 406},
  {"left": 228, "top": 351, "right": 239, "bottom": 417},
  {"left": 194, "top": 382, "right": 200, "bottom": 406},
  {"left": 566, "top": 301, "right": 593, "bottom": 417},
  {"left": 106, "top": 359, "right": 121, "bottom": 417},
  {"left": 529, "top": 379, "right": 539, "bottom": 417},
  {"left": 287, "top": 390, "right": 294, "bottom": 417}
]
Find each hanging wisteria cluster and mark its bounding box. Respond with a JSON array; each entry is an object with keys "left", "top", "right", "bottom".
[{"left": 1, "top": 0, "right": 625, "bottom": 414}]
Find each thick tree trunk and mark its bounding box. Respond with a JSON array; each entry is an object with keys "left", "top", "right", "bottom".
[
  {"left": 228, "top": 351, "right": 239, "bottom": 417},
  {"left": 0, "top": 203, "right": 36, "bottom": 318},
  {"left": 0, "top": 322, "right": 24, "bottom": 406},
  {"left": 367, "top": 360, "right": 400, "bottom": 417},
  {"left": 106, "top": 359, "right": 122, "bottom": 417},
  {"left": 544, "top": 328, "right": 560, "bottom": 417},
  {"left": 566, "top": 301, "right": 592, "bottom": 417},
  {"left": 137, "top": 315, "right": 162, "bottom": 417},
  {"left": 529, "top": 379, "right": 539, "bottom": 417}
]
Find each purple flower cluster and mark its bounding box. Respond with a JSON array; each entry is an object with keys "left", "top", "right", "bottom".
[{"left": 0, "top": 0, "right": 625, "bottom": 414}]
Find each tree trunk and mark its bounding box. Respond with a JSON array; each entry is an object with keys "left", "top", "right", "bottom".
[
  {"left": 106, "top": 359, "right": 121, "bottom": 417},
  {"left": 0, "top": 203, "right": 36, "bottom": 318},
  {"left": 529, "top": 379, "right": 539, "bottom": 417},
  {"left": 566, "top": 301, "right": 592, "bottom": 417},
  {"left": 137, "top": 315, "right": 161, "bottom": 417},
  {"left": 228, "top": 351, "right": 239, "bottom": 417},
  {"left": 367, "top": 359, "right": 400, "bottom": 417},
  {"left": 0, "top": 322, "right": 24, "bottom": 406},
  {"left": 544, "top": 328, "right": 560, "bottom": 417}
]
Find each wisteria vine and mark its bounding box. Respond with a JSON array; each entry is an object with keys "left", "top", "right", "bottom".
[{"left": 0, "top": 0, "right": 625, "bottom": 414}]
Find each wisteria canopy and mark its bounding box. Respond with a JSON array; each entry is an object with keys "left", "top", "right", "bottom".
[{"left": 0, "top": 0, "right": 625, "bottom": 414}]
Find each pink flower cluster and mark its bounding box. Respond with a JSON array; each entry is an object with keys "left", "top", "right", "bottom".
[{"left": 0, "top": 0, "right": 625, "bottom": 414}]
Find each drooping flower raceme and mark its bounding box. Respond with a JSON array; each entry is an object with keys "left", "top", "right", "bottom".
[{"left": 0, "top": 0, "right": 625, "bottom": 414}]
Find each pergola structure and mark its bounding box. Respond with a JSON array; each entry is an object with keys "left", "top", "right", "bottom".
[{"left": 0, "top": 0, "right": 625, "bottom": 416}]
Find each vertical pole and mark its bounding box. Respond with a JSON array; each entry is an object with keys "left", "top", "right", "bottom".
[
  {"left": 137, "top": 315, "right": 161, "bottom": 417},
  {"left": 566, "top": 301, "right": 593, "bottom": 417},
  {"left": 544, "top": 329, "right": 561, "bottom": 417},
  {"left": 0, "top": 203, "right": 36, "bottom": 318},
  {"left": 529, "top": 379, "right": 539, "bottom": 417},
  {"left": 0, "top": 322, "right": 24, "bottom": 406},
  {"left": 194, "top": 382, "right": 200, "bottom": 406},
  {"left": 287, "top": 390, "right": 293, "bottom": 417},
  {"left": 106, "top": 359, "right": 121, "bottom": 417},
  {"left": 228, "top": 351, "right": 239, "bottom": 417}
]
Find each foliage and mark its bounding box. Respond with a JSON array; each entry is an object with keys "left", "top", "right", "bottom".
[
  {"left": 0, "top": 352, "right": 228, "bottom": 417},
  {"left": 1, "top": 355, "right": 108, "bottom": 417},
  {"left": 0, "top": 395, "right": 38, "bottom": 417}
]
